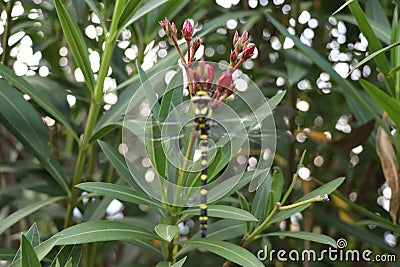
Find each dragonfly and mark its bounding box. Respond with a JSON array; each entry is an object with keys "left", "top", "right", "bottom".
[{"left": 123, "top": 94, "right": 293, "bottom": 238}]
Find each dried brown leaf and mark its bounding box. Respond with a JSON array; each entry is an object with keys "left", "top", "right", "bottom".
[{"left": 376, "top": 112, "right": 399, "bottom": 224}]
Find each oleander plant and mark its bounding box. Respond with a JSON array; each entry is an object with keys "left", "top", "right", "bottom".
[{"left": 0, "top": 1, "right": 399, "bottom": 267}]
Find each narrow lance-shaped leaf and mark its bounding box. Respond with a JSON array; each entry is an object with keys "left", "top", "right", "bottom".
[
  {"left": 76, "top": 182, "right": 161, "bottom": 208},
  {"left": 55, "top": 0, "right": 95, "bottom": 92},
  {"left": 10, "top": 235, "right": 61, "bottom": 267},
  {"left": 118, "top": 0, "right": 168, "bottom": 30},
  {"left": 376, "top": 112, "right": 399, "bottom": 224},
  {"left": 0, "top": 197, "right": 65, "bottom": 236},
  {"left": 0, "top": 81, "right": 69, "bottom": 193},
  {"left": 271, "top": 177, "right": 346, "bottom": 224},
  {"left": 56, "top": 220, "right": 158, "bottom": 245},
  {"left": 263, "top": 231, "right": 337, "bottom": 248},
  {"left": 360, "top": 79, "right": 400, "bottom": 129},
  {"left": 346, "top": 41, "right": 400, "bottom": 77},
  {"left": 21, "top": 235, "right": 41, "bottom": 267},
  {"left": 12, "top": 224, "right": 40, "bottom": 263},
  {"left": 0, "top": 63, "right": 78, "bottom": 140},
  {"left": 180, "top": 240, "right": 264, "bottom": 267},
  {"left": 347, "top": 0, "right": 395, "bottom": 93},
  {"left": 182, "top": 205, "right": 258, "bottom": 222},
  {"left": 118, "top": 0, "right": 144, "bottom": 30},
  {"left": 97, "top": 140, "right": 143, "bottom": 192}
]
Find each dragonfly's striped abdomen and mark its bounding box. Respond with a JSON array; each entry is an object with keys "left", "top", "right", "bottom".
[{"left": 192, "top": 90, "right": 212, "bottom": 238}]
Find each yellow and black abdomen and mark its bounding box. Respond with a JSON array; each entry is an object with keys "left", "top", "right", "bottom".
[{"left": 192, "top": 91, "right": 212, "bottom": 238}]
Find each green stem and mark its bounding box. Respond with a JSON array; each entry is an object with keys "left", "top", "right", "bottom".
[
  {"left": 278, "top": 195, "right": 329, "bottom": 210},
  {"left": 173, "top": 127, "right": 197, "bottom": 207},
  {"left": 244, "top": 205, "right": 279, "bottom": 244},
  {"left": 63, "top": 0, "right": 123, "bottom": 228},
  {"left": 1, "top": 0, "right": 15, "bottom": 65}
]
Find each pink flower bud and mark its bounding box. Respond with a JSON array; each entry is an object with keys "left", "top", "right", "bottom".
[
  {"left": 240, "top": 31, "right": 249, "bottom": 43},
  {"left": 242, "top": 44, "right": 256, "bottom": 60},
  {"left": 233, "top": 31, "right": 239, "bottom": 46},
  {"left": 192, "top": 38, "right": 202, "bottom": 55},
  {"left": 160, "top": 18, "right": 172, "bottom": 37},
  {"left": 230, "top": 49, "right": 237, "bottom": 63},
  {"left": 216, "top": 71, "right": 232, "bottom": 92},
  {"left": 181, "top": 19, "right": 194, "bottom": 41},
  {"left": 205, "top": 64, "right": 214, "bottom": 88},
  {"left": 171, "top": 22, "right": 178, "bottom": 39}
]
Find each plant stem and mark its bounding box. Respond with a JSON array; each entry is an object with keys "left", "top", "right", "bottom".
[
  {"left": 1, "top": 0, "right": 15, "bottom": 65},
  {"left": 278, "top": 195, "right": 329, "bottom": 210},
  {"left": 244, "top": 204, "right": 279, "bottom": 244},
  {"left": 173, "top": 127, "right": 197, "bottom": 207},
  {"left": 63, "top": 0, "right": 123, "bottom": 227}
]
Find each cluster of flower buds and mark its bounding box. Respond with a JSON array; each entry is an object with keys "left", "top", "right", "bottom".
[{"left": 160, "top": 18, "right": 256, "bottom": 107}]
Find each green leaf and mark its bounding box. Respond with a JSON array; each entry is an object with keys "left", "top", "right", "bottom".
[
  {"left": 360, "top": 79, "right": 400, "bottom": 128},
  {"left": 21, "top": 235, "right": 41, "bottom": 267},
  {"left": 271, "top": 167, "right": 284, "bottom": 202},
  {"left": 180, "top": 240, "right": 264, "bottom": 267},
  {"left": 55, "top": 0, "right": 95, "bottom": 91},
  {"left": 77, "top": 182, "right": 162, "bottom": 208},
  {"left": 12, "top": 224, "right": 40, "bottom": 263},
  {"left": 265, "top": 190, "right": 275, "bottom": 216},
  {"left": 97, "top": 140, "right": 143, "bottom": 192},
  {"left": 251, "top": 174, "right": 272, "bottom": 228},
  {"left": 182, "top": 205, "right": 258, "bottom": 222},
  {"left": 50, "top": 245, "right": 82, "bottom": 267},
  {"left": 118, "top": 0, "right": 144, "bottom": 30},
  {"left": 64, "top": 258, "right": 73, "bottom": 267},
  {"left": 332, "top": 0, "right": 355, "bottom": 16},
  {"left": 56, "top": 220, "right": 157, "bottom": 245},
  {"left": 263, "top": 231, "right": 337, "bottom": 248},
  {"left": 0, "top": 197, "right": 65, "bottom": 235},
  {"left": 346, "top": 41, "right": 400, "bottom": 77},
  {"left": 0, "top": 64, "right": 77, "bottom": 140},
  {"left": 10, "top": 235, "right": 61, "bottom": 267},
  {"left": 171, "top": 257, "right": 187, "bottom": 267},
  {"left": 387, "top": 64, "right": 400, "bottom": 78},
  {"left": 0, "top": 80, "right": 69, "bottom": 193},
  {"left": 158, "top": 71, "right": 184, "bottom": 120},
  {"left": 271, "top": 177, "right": 346, "bottom": 224},
  {"left": 347, "top": 0, "right": 394, "bottom": 92},
  {"left": 192, "top": 220, "right": 244, "bottom": 241},
  {"left": 145, "top": 117, "right": 166, "bottom": 177},
  {"left": 237, "top": 192, "right": 251, "bottom": 234},
  {"left": 136, "top": 61, "right": 160, "bottom": 119},
  {"left": 365, "top": 0, "right": 391, "bottom": 44},
  {"left": 154, "top": 224, "right": 179, "bottom": 242},
  {"left": 177, "top": 220, "right": 244, "bottom": 257},
  {"left": 118, "top": 0, "right": 168, "bottom": 30}
]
